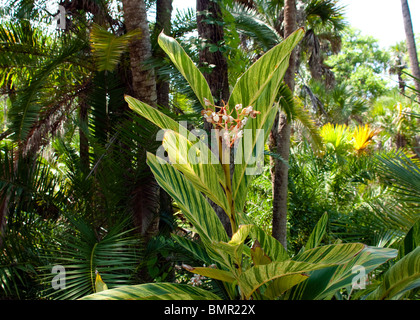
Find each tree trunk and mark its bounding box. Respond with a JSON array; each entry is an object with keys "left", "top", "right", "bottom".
[
  {"left": 153, "top": 0, "right": 173, "bottom": 108},
  {"left": 122, "top": 0, "right": 160, "bottom": 240},
  {"left": 79, "top": 99, "right": 89, "bottom": 175},
  {"left": 153, "top": 0, "right": 174, "bottom": 234},
  {"left": 197, "top": 0, "right": 232, "bottom": 236},
  {"left": 401, "top": 0, "right": 420, "bottom": 99},
  {"left": 197, "top": 0, "right": 230, "bottom": 105},
  {"left": 122, "top": 0, "right": 157, "bottom": 105},
  {"left": 270, "top": 0, "right": 297, "bottom": 249}
]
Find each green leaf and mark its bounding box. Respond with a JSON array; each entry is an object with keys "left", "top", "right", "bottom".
[
  {"left": 304, "top": 212, "right": 329, "bottom": 251},
  {"left": 227, "top": 28, "right": 304, "bottom": 115},
  {"left": 366, "top": 246, "right": 420, "bottom": 300},
  {"left": 158, "top": 32, "right": 215, "bottom": 109},
  {"left": 288, "top": 246, "right": 398, "bottom": 300},
  {"left": 249, "top": 224, "right": 289, "bottom": 262},
  {"left": 238, "top": 260, "right": 330, "bottom": 299},
  {"left": 250, "top": 240, "right": 272, "bottom": 266},
  {"left": 232, "top": 106, "right": 277, "bottom": 213},
  {"left": 125, "top": 95, "right": 186, "bottom": 137},
  {"left": 211, "top": 225, "right": 254, "bottom": 269},
  {"left": 183, "top": 265, "right": 236, "bottom": 283},
  {"left": 399, "top": 218, "right": 420, "bottom": 258},
  {"left": 229, "top": 224, "right": 253, "bottom": 246},
  {"left": 239, "top": 243, "right": 365, "bottom": 299},
  {"left": 264, "top": 274, "right": 309, "bottom": 299},
  {"left": 172, "top": 234, "right": 212, "bottom": 264},
  {"left": 90, "top": 24, "right": 141, "bottom": 72},
  {"left": 80, "top": 283, "right": 221, "bottom": 300},
  {"left": 95, "top": 272, "right": 108, "bottom": 293},
  {"left": 162, "top": 130, "right": 228, "bottom": 212},
  {"left": 9, "top": 38, "right": 88, "bottom": 141},
  {"left": 293, "top": 243, "right": 365, "bottom": 265},
  {"left": 230, "top": 29, "right": 305, "bottom": 212},
  {"left": 146, "top": 153, "right": 228, "bottom": 245}
]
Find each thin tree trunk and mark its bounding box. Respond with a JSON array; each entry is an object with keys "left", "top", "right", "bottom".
[
  {"left": 153, "top": 0, "right": 173, "bottom": 108},
  {"left": 122, "top": 0, "right": 160, "bottom": 240},
  {"left": 79, "top": 99, "right": 89, "bottom": 175},
  {"left": 401, "top": 0, "right": 420, "bottom": 99},
  {"left": 270, "top": 0, "right": 297, "bottom": 249},
  {"left": 197, "top": 0, "right": 230, "bottom": 105},
  {"left": 153, "top": 0, "right": 174, "bottom": 234},
  {"left": 0, "top": 193, "right": 10, "bottom": 248},
  {"left": 197, "top": 0, "right": 232, "bottom": 236},
  {"left": 122, "top": 0, "right": 157, "bottom": 106}
]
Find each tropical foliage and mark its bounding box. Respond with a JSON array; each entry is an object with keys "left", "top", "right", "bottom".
[{"left": 0, "top": 0, "right": 419, "bottom": 302}]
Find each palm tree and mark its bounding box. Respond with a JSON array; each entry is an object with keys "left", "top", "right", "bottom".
[
  {"left": 401, "top": 0, "right": 420, "bottom": 100},
  {"left": 197, "top": 0, "right": 230, "bottom": 105},
  {"left": 389, "top": 41, "right": 408, "bottom": 95},
  {"left": 152, "top": 0, "right": 173, "bottom": 108},
  {"left": 120, "top": 0, "right": 162, "bottom": 241},
  {"left": 270, "top": 0, "right": 297, "bottom": 248}
]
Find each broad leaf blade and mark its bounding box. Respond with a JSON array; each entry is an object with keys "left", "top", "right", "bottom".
[
  {"left": 125, "top": 95, "right": 184, "bottom": 135},
  {"left": 158, "top": 32, "right": 214, "bottom": 109},
  {"left": 183, "top": 265, "right": 236, "bottom": 283},
  {"left": 80, "top": 283, "right": 221, "bottom": 300},
  {"left": 264, "top": 274, "right": 309, "bottom": 299},
  {"left": 293, "top": 243, "right": 365, "bottom": 265},
  {"left": 238, "top": 260, "right": 331, "bottom": 299},
  {"left": 239, "top": 243, "right": 365, "bottom": 299},
  {"left": 146, "top": 153, "right": 228, "bottom": 244},
  {"left": 304, "top": 212, "right": 328, "bottom": 251},
  {"left": 230, "top": 29, "right": 305, "bottom": 212},
  {"left": 162, "top": 130, "right": 228, "bottom": 212},
  {"left": 251, "top": 241, "right": 272, "bottom": 266},
  {"left": 228, "top": 28, "right": 304, "bottom": 114},
  {"left": 289, "top": 246, "right": 398, "bottom": 300},
  {"left": 366, "top": 246, "right": 420, "bottom": 300},
  {"left": 249, "top": 224, "right": 289, "bottom": 262}
]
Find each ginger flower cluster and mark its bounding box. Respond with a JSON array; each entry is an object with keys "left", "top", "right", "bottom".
[{"left": 201, "top": 98, "right": 260, "bottom": 147}]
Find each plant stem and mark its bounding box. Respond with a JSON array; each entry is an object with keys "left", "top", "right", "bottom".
[{"left": 218, "top": 133, "right": 237, "bottom": 236}]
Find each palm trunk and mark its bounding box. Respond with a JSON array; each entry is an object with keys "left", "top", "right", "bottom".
[
  {"left": 122, "top": 0, "right": 160, "bottom": 240},
  {"left": 401, "top": 0, "right": 420, "bottom": 99},
  {"left": 122, "top": 0, "right": 157, "bottom": 105},
  {"left": 197, "top": 0, "right": 230, "bottom": 105},
  {"left": 79, "top": 99, "right": 89, "bottom": 175},
  {"left": 270, "top": 0, "right": 297, "bottom": 249},
  {"left": 153, "top": 0, "right": 174, "bottom": 235},
  {"left": 153, "top": 0, "right": 173, "bottom": 108},
  {"left": 197, "top": 0, "right": 232, "bottom": 236}
]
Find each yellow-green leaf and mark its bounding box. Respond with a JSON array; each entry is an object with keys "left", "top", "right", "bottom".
[
  {"left": 158, "top": 32, "right": 215, "bottom": 110},
  {"left": 81, "top": 283, "right": 221, "bottom": 300},
  {"left": 95, "top": 272, "right": 108, "bottom": 293},
  {"left": 183, "top": 265, "right": 236, "bottom": 283},
  {"left": 264, "top": 274, "right": 309, "bottom": 299},
  {"left": 251, "top": 240, "right": 272, "bottom": 266},
  {"left": 162, "top": 130, "right": 228, "bottom": 213}
]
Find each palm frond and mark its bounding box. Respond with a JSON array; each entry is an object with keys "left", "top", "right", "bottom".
[
  {"left": 377, "top": 151, "right": 420, "bottom": 203},
  {"left": 8, "top": 36, "right": 90, "bottom": 143},
  {"left": 172, "top": 8, "right": 197, "bottom": 38},
  {"left": 90, "top": 24, "right": 141, "bottom": 72},
  {"left": 278, "top": 82, "right": 323, "bottom": 152},
  {"left": 368, "top": 151, "right": 420, "bottom": 232},
  {"left": 229, "top": 3, "right": 281, "bottom": 51},
  {"left": 39, "top": 217, "right": 142, "bottom": 300}
]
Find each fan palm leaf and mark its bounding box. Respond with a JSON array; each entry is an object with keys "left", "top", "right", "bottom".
[{"left": 39, "top": 217, "right": 142, "bottom": 300}]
